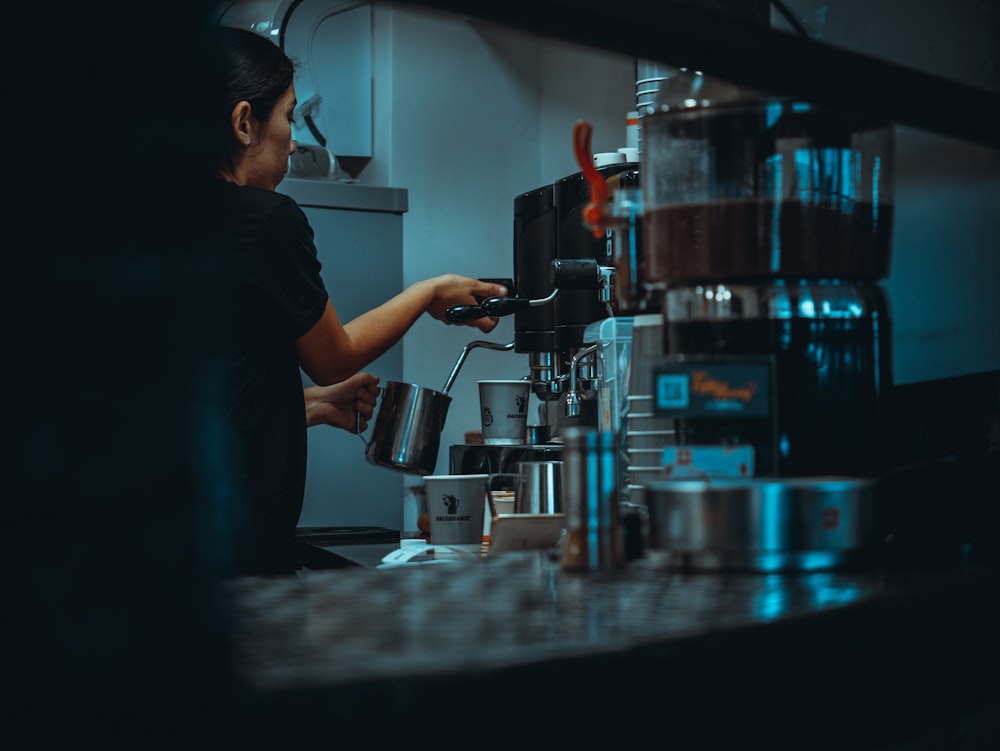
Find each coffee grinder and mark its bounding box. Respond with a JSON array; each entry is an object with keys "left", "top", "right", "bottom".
[
  {"left": 635, "top": 71, "right": 895, "bottom": 571},
  {"left": 638, "top": 70, "right": 895, "bottom": 480}
]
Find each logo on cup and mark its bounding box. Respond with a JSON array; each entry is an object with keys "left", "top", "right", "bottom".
[
  {"left": 481, "top": 407, "right": 494, "bottom": 427},
  {"left": 435, "top": 493, "right": 471, "bottom": 521},
  {"left": 515, "top": 394, "right": 527, "bottom": 413}
]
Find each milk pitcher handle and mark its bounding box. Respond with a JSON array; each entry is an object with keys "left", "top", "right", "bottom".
[{"left": 357, "top": 387, "right": 385, "bottom": 450}]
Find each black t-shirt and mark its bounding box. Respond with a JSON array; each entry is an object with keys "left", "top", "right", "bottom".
[{"left": 207, "top": 181, "right": 328, "bottom": 576}]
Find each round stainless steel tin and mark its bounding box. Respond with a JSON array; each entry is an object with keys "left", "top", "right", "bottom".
[{"left": 644, "top": 476, "right": 880, "bottom": 572}]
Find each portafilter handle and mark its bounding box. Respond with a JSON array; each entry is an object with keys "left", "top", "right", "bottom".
[
  {"left": 446, "top": 258, "right": 610, "bottom": 322},
  {"left": 444, "top": 305, "right": 491, "bottom": 323},
  {"left": 444, "top": 278, "right": 515, "bottom": 323},
  {"left": 481, "top": 288, "right": 559, "bottom": 317},
  {"left": 446, "top": 288, "right": 558, "bottom": 321}
]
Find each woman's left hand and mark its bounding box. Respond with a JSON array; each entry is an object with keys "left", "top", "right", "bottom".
[{"left": 304, "top": 372, "right": 381, "bottom": 432}]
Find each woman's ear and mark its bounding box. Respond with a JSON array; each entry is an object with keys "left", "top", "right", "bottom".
[{"left": 230, "top": 100, "right": 253, "bottom": 146}]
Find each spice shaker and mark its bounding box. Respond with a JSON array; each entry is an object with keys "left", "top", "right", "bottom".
[{"left": 561, "top": 427, "right": 625, "bottom": 572}]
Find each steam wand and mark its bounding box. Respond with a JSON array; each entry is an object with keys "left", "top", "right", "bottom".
[
  {"left": 564, "top": 344, "right": 599, "bottom": 418},
  {"left": 441, "top": 339, "right": 515, "bottom": 394}
]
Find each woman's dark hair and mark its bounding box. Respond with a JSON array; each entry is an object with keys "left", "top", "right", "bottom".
[{"left": 202, "top": 26, "right": 298, "bottom": 174}]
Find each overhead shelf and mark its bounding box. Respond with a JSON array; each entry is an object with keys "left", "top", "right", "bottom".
[
  {"left": 279, "top": 178, "right": 409, "bottom": 214},
  {"left": 403, "top": 0, "right": 1000, "bottom": 149}
]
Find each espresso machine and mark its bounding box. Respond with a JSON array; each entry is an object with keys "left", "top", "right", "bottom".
[
  {"left": 636, "top": 70, "right": 897, "bottom": 571},
  {"left": 446, "top": 161, "right": 638, "bottom": 475},
  {"left": 509, "top": 163, "right": 640, "bottom": 433}
]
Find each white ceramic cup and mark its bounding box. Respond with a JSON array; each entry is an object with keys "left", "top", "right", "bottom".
[
  {"left": 424, "top": 474, "right": 488, "bottom": 546},
  {"left": 478, "top": 380, "right": 530, "bottom": 445}
]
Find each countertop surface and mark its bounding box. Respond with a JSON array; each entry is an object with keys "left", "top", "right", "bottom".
[{"left": 225, "top": 547, "right": 1000, "bottom": 748}]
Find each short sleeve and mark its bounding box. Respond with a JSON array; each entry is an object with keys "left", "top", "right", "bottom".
[{"left": 256, "top": 196, "right": 329, "bottom": 339}]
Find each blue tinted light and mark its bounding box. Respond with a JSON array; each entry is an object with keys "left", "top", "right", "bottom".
[
  {"left": 762, "top": 493, "right": 783, "bottom": 550},
  {"left": 755, "top": 574, "right": 788, "bottom": 618},
  {"left": 813, "top": 581, "right": 860, "bottom": 607},
  {"left": 798, "top": 551, "right": 839, "bottom": 572},
  {"left": 873, "top": 157, "right": 881, "bottom": 220},
  {"left": 771, "top": 159, "right": 782, "bottom": 271},
  {"left": 766, "top": 101, "right": 784, "bottom": 128}
]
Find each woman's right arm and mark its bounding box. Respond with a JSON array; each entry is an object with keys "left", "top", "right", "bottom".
[{"left": 295, "top": 275, "right": 506, "bottom": 387}]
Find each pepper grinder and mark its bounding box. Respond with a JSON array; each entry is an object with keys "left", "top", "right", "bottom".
[{"left": 561, "top": 427, "right": 624, "bottom": 571}]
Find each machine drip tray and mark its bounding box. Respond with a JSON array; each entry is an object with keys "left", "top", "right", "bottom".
[{"left": 449, "top": 443, "right": 563, "bottom": 475}]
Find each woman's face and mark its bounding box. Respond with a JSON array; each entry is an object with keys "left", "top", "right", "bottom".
[{"left": 245, "top": 84, "right": 297, "bottom": 191}]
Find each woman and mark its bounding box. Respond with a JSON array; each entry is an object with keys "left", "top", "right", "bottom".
[{"left": 200, "top": 25, "right": 506, "bottom": 576}]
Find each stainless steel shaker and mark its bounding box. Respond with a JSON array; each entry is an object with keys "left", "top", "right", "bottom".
[{"left": 560, "top": 428, "right": 624, "bottom": 571}]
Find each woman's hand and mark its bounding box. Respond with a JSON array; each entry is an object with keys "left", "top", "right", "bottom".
[
  {"left": 423, "top": 274, "right": 507, "bottom": 333},
  {"left": 304, "top": 372, "right": 381, "bottom": 432}
]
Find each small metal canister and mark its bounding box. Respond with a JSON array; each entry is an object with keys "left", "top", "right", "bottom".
[{"left": 561, "top": 428, "right": 625, "bottom": 572}]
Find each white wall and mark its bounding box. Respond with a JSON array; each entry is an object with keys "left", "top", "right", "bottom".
[{"left": 369, "top": 3, "right": 635, "bottom": 479}]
